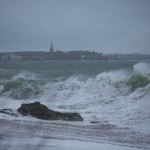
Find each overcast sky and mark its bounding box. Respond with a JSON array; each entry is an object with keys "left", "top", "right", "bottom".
[{"left": 0, "top": 0, "right": 150, "bottom": 54}]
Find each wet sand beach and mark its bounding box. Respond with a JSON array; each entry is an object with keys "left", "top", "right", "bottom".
[{"left": 0, "top": 119, "right": 150, "bottom": 150}]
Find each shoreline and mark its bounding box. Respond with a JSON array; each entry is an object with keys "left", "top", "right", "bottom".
[{"left": 0, "top": 118, "right": 150, "bottom": 150}]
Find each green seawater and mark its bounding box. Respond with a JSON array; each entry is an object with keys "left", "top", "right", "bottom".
[
  {"left": 0, "top": 60, "right": 135, "bottom": 81},
  {"left": 0, "top": 60, "right": 149, "bottom": 100}
]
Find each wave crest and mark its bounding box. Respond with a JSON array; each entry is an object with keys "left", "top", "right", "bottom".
[
  {"left": 127, "top": 62, "right": 150, "bottom": 91},
  {"left": 0, "top": 78, "right": 44, "bottom": 100},
  {"left": 128, "top": 73, "right": 150, "bottom": 91}
]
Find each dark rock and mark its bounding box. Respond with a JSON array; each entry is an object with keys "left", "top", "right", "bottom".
[{"left": 17, "top": 102, "right": 83, "bottom": 121}]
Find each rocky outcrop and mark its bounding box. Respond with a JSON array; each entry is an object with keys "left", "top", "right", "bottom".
[{"left": 17, "top": 102, "right": 83, "bottom": 121}]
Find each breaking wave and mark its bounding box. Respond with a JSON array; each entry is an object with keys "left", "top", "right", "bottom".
[
  {"left": 37, "top": 62, "right": 150, "bottom": 127},
  {"left": 12, "top": 71, "right": 38, "bottom": 80},
  {"left": 0, "top": 62, "right": 150, "bottom": 100},
  {"left": 127, "top": 62, "right": 150, "bottom": 91},
  {"left": 0, "top": 62, "right": 150, "bottom": 127},
  {"left": 0, "top": 78, "right": 44, "bottom": 100},
  {"left": 128, "top": 73, "right": 150, "bottom": 91}
]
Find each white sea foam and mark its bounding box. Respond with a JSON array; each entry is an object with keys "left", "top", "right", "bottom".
[
  {"left": 0, "top": 62, "right": 150, "bottom": 131},
  {"left": 36, "top": 65, "right": 150, "bottom": 130},
  {"left": 1, "top": 61, "right": 150, "bottom": 150}
]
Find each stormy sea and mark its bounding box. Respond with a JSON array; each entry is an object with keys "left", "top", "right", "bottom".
[{"left": 0, "top": 60, "right": 150, "bottom": 150}]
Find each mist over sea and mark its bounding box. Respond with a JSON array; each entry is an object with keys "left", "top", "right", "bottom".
[{"left": 0, "top": 60, "right": 150, "bottom": 149}]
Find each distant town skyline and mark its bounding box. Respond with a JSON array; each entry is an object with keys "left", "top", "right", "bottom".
[
  {"left": 0, "top": 0, "right": 150, "bottom": 54},
  {"left": 1, "top": 50, "right": 150, "bottom": 61}
]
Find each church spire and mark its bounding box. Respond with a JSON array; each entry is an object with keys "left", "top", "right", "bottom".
[{"left": 50, "top": 41, "right": 54, "bottom": 53}]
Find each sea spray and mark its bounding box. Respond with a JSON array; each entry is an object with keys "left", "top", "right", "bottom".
[
  {"left": 133, "top": 62, "right": 150, "bottom": 74},
  {"left": 0, "top": 61, "right": 150, "bottom": 129},
  {"left": 38, "top": 62, "right": 150, "bottom": 126}
]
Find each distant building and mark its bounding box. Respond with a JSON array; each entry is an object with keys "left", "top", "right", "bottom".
[{"left": 50, "top": 41, "right": 54, "bottom": 53}]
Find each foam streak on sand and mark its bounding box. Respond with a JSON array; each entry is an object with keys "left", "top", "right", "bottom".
[{"left": 0, "top": 119, "right": 150, "bottom": 150}]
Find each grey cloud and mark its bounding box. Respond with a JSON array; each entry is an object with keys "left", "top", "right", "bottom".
[{"left": 0, "top": 0, "right": 150, "bottom": 54}]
